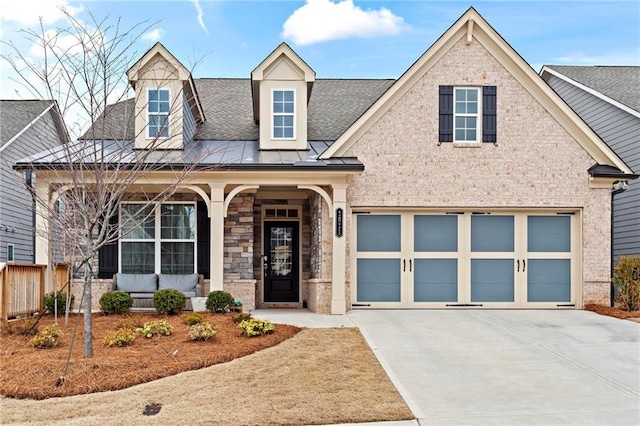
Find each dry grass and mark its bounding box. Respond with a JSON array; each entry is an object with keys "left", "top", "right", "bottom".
[{"left": 0, "top": 312, "right": 413, "bottom": 425}]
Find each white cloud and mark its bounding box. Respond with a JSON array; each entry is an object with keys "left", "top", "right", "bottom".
[
  {"left": 189, "top": 0, "right": 209, "bottom": 34},
  {"left": 142, "top": 28, "right": 164, "bottom": 42},
  {"left": 0, "top": 0, "right": 82, "bottom": 25},
  {"left": 282, "top": 0, "right": 406, "bottom": 45}
]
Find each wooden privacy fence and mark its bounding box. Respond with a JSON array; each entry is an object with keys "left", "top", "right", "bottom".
[{"left": 0, "top": 263, "right": 70, "bottom": 327}]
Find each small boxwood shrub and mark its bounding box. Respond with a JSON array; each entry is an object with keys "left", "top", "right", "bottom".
[
  {"left": 181, "top": 312, "right": 205, "bottom": 325},
  {"left": 153, "top": 288, "right": 186, "bottom": 315},
  {"left": 44, "top": 291, "right": 74, "bottom": 314},
  {"left": 238, "top": 318, "right": 275, "bottom": 337},
  {"left": 136, "top": 320, "right": 173, "bottom": 338},
  {"left": 103, "top": 328, "right": 135, "bottom": 347},
  {"left": 613, "top": 255, "right": 640, "bottom": 311},
  {"left": 205, "top": 290, "right": 235, "bottom": 313},
  {"left": 30, "top": 323, "right": 63, "bottom": 348},
  {"left": 188, "top": 322, "right": 216, "bottom": 341},
  {"left": 231, "top": 312, "right": 252, "bottom": 324},
  {"left": 116, "top": 316, "right": 143, "bottom": 331},
  {"left": 99, "top": 291, "right": 134, "bottom": 315}
]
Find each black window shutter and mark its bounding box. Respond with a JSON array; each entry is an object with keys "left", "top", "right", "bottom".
[
  {"left": 482, "top": 86, "right": 497, "bottom": 143},
  {"left": 97, "top": 212, "right": 118, "bottom": 279},
  {"left": 439, "top": 85, "right": 454, "bottom": 142},
  {"left": 197, "top": 201, "right": 210, "bottom": 279}
]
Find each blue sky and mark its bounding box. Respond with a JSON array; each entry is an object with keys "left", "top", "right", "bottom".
[{"left": 1, "top": 0, "right": 638, "bottom": 99}]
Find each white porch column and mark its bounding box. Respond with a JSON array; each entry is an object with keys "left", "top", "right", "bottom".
[
  {"left": 209, "top": 183, "right": 225, "bottom": 292},
  {"left": 34, "top": 181, "right": 51, "bottom": 291},
  {"left": 331, "top": 183, "right": 347, "bottom": 314}
]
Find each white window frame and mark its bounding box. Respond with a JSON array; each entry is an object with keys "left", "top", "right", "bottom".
[
  {"left": 147, "top": 88, "right": 171, "bottom": 139},
  {"left": 119, "top": 201, "right": 197, "bottom": 274},
  {"left": 271, "top": 88, "right": 296, "bottom": 140},
  {"left": 453, "top": 87, "right": 481, "bottom": 143},
  {"left": 7, "top": 243, "right": 14, "bottom": 262}
]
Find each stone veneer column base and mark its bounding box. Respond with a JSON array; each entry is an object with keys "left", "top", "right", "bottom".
[
  {"left": 224, "top": 279, "right": 257, "bottom": 312},
  {"left": 307, "top": 279, "right": 332, "bottom": 313},
  {"left": 70, "top": 279, "right": 114, "bottom": 312}
]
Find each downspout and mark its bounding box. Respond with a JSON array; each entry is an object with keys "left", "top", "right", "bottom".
[{"left": 610, "top": 181, "right": 628, "bottom": 307}]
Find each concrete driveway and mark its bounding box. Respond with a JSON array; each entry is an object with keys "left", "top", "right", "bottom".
[{"left": 347, "top": 310, "right": 640, "bottom": 425}]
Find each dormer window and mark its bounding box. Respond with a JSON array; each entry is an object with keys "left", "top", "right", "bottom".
[
  {"left": 272, "top": 89, "right": 295, "bottom": 139},
  {"left": 148, "top": 89, "right": 170, "bottom": 138}
]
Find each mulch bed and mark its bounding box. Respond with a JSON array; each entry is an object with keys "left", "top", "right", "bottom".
[
  {"left": 0, "top": 312, "right": 300, "bottom": 400},
  {"left": 584, "top": 303, "right": 640, "bottom": 320}
]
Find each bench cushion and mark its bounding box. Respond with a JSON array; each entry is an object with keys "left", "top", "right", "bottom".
[
  {"left": 116, "top": 273, "right": 157, "bottom": 293},
  {"left": 158, "top": 274, "right": 198, "bottom": 296}
]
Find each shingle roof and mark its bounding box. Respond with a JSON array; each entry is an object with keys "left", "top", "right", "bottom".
[
  {"left": 81, "top": 78, "right": 394, "bottom": 142},
  {"left": 545, "top": 66, "right": 640, "bottom": 112},
  {"left": 0, "top": 100, "right": 54, "bottom": 148}
]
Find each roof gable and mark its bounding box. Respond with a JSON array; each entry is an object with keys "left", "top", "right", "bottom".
[
  {"left": 0, "top": 100, "right": 67, "bottom": 153},
  {"left": 319, "top": 7, "right": 632, "bottom": 175},
  {"left": 541, "top": 66, "right": 640, "bottom": 118}
]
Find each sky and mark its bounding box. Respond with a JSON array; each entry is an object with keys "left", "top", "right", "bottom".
[{"left": 0, "top": 0, "right": 638, "bottom": 132}]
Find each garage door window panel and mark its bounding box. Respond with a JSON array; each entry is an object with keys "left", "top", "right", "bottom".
[
  {"left": 414, "top": 259, "right": 458, "bottom": 302},
  {"left": 527, "top": 259, "right": 571, "bottom": 302},
  {"left": 357, "top": 259, "right": 401, "bottom": 302},
  {"left": 471, "top": 259, "right": 515, "bottom": 302}
]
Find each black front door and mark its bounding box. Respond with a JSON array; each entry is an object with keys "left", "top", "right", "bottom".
[{"left": 264, "top": 221, "right": 299, "bottom": 302}]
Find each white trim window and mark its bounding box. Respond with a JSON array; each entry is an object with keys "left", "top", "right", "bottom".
[
  {"left": 148, "top": 89, "right": 170, "bottom": 138},
  {"left": 120, "top": 202, "right": 196, "bottom": 274},
  {"left": 454, "top": 87, "right": 480, "bottom": 142},
  {"left": 272, "top": 89, "right": 295, "bottom": 139}
]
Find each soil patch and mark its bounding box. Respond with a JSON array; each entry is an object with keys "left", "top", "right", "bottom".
[
  {"left": 0, "top": 312, "right": 299, "bottom": 399},
  {"left": 584, "top": 303, "right": 640, "bottom": 320}
]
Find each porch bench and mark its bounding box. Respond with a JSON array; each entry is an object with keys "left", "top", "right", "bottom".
[{"left": 113, "top": 273, "right": 205, "bottom": 309}]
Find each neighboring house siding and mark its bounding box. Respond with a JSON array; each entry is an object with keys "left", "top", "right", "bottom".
[
  {"left": 546, "top": 74, "right": 640, "bottom": 257},
  {"left": 344, "top": 38, "right": 612, "bottom": 304},
  {"left": 0, "top": 109, "right": 64, "bottom": 263}
]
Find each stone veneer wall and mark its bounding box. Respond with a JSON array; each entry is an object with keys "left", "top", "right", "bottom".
[
  {"left": 70, "top": 279, "right": 114, "bottom": 312},
  {"left": 307, "top": 192, "right": 334, "bottom": 312},
  {"left": 343, "top": 37, "right": 612, "bottom": 306},
  {"left": 224, "top": 195, "right": 256, "bottom": 309}
]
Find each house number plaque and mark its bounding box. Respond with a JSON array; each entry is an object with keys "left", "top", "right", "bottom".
[{"left": 335, "top": 208, "right": 343, "bottom": 237}]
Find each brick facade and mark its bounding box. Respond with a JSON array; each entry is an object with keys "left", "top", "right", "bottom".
[{"left": 344, "top": 38, "right": 612, "bottom": 306}]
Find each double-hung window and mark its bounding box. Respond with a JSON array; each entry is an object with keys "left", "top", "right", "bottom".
[
  {"left": 454, "top": 88, "right": 479, "bottom": 142},
  {"left": 439, "top": 85, "right": 497, "bottom": 144},
  {"left": 272, "top": 89, "right": 295, "bottom": 139},
  {"left": 148, "top": 89, "right": 170, "bottom": 138},
  {"left": 120, "top": 203, "right": 196, "bottom": 274}
]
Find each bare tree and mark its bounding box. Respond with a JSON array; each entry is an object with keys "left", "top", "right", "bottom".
[{"left": 2, "top": 11, "right": 213, "bottom": 360}]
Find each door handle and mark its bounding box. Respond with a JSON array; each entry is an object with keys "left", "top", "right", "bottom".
[
  {"left": 403, "top": 259, "right": 406, "bottom": 272},
  {"left": 523, "top": 259, "right": 526, "bottom": 272},
  {"left": 409, "top": 259, "right": 412, "bottom": 272},
  {"left": 517, "top": 259, "right": 520, "bottom": 272}
]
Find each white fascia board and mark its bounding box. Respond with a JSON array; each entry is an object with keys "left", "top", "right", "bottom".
[{"left": 0, "top": 103, "right": 54, "bottom": 155}]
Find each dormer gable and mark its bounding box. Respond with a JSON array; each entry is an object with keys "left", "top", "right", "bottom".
[
  {"left": 251, "top": 43, "right": 315, "bottom": 150},
  {"left": 127, "top": 42, "right": 204, "bottom": 150}
]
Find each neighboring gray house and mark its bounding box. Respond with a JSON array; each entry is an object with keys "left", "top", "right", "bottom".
[
  {"left": 0, "top": 100, "right": 67, "bottom": 263},
  {"left": 541, "top": 66, "right": 640, "bottom": 258}
]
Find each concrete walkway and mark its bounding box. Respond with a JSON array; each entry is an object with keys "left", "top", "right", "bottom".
[{"left": 348, "top": 310, "right": 640, "bottom": 425}]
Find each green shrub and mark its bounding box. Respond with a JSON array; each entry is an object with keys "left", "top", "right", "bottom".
[
  {"left": 103, "top": 328, "right": 135, "bottom": 347},
  {"left": 238, "top": 318, "right": 275, "bottom": 337},
  {"left": 99, "top": 291, "right": 134, "bottom": 315},
  {"left": 136, "top": 320, "right": 173, "bottom": 338},
  {"left": 188, "top": 322, "right": 217, "bottom": 341},
  {"left": 181, "top": 312, "right": 205, "bottom": 325},
  {"left": 205, "top": 290, "right": 235, "bottom": 313},
  {"left": 153, "top": 288, "right": 186, "bottom": 315},
  {"left": 231, "top": 312, "right": 252, "bottom": 324},
  {"left": 44, "top": 291, "right": 74, "bottom": 314},
  {"left": 30, "top": 323, "right": 63, "bottom": 348},
  {"left": 613, "top": 255, "right": 640, "bottom": 311}
]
